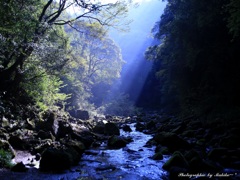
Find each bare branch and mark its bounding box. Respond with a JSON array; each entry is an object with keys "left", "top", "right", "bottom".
[
  {"left": 53, "top": 3, "right": 112, "bottom": 25},
  {"left": 39, "top": 0, "right": 53, "bottom": 22},
  {"left": 48, "top": 0, "right": 67, "bottom": 24}
]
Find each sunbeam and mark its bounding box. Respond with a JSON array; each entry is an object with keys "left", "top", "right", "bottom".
[{"left": 108, "top": 0, "right": 166, "bottom": 106}]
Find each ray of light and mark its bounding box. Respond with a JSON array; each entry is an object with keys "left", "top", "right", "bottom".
[{"left": 108, "top": 0, "right": 166, "bottom": 106}]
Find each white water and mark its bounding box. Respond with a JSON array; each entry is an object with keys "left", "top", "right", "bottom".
[{"left": 77, "top": 123, "right": 169, "bottom": 179}]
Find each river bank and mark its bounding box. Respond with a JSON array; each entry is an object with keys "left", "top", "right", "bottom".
[{"left": 1, "top": 110, "right": 240, "bottom": 179}]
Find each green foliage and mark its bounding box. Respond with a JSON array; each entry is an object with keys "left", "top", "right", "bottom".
[
  {"left": 0, "top": 148, "right": 13, "bottom": 168},
  {"left": 146, "top": 0, "right": 240, "bottom": 115},
  {"left": 0, "top": 0, "right": 129, "bottom": 116},
  {"left": 0, "top": 0, "right": 43, "bottom": 69},
  {"left": 226, "top": 0, "right": 240, "bottom": 39},
  {"left": 67, "top": 22, "right": 124, "bottom": 85},
  {"left": 22, "top": 74, "right": 69, "bottom": 111},
  {"left": 15, "top": 23, "right": 71, "bottom": 111},
  {"left": 62, "top": 22, "right": 124, "bottom": 110}
]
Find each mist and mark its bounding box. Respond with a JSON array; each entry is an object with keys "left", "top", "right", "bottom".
[{"left": 108, "top": 0, "right": 166, "bottom": 106}]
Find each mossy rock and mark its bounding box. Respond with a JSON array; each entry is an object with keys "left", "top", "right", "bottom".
[
  {"left": 11, "top": 162, "right": 28, "bottom": 172},
  {"left": 104, "top": 122, "right": 120, "bottom": 136},
  {"left": 40, "top": 147, "right": 78, "bottom": 172},
  {"left": 154, "top": 132, "right": 191, "bottom": 152},
  {"left": 155, "top": 145, "right": 170, "bottom": 155},
  {"left": 65, "top": 140, "right": 85, "bottom": 156},
  {"left": 92, "top": 123, "right": 105, "bottom": 134},
  {"left": 152, "top": 152, "right": 163, "bottom": 160},
  {"left": 122, "top": 125, "right": 132, "bottom": 132},
  {"left": 171, "top": 122, "right": 186, "bottom": 134},
  {"left": 33, "top": 139, "right": 53, "bottom": 154},
  {"left": 200, "top": 159, "right": 222, "bottom": 173},
  {"left": 107, "top": 135, "right": 128, "bottom": 149},
  {"left": 208, "top": 148, "right": 229, "bottom": 161},
  {"left": 162, "top": 151, "right": 189, "bottom": 171},
  {"left": 188, "top": 120, "right": 203, "bottom": 129},
  {"left": 57, "top": 121, "right": 73, "bottom": 139},
  {"left": 220, "top": 136, "right": 240, "bottom": 148},
  {"left": 135, "top": 122, "right": 145, "bottom": 132},
  {"left": 0, "top": 139, "right": 15, "bottom": 158},
  {"left": 160, "top": 147, "right": 170, "bottom": 155},
  {"left": 184, "top": 149, "right": 201, "bottom": 162},
  {"left": 181, "top": 130, "right": 195, "bottom": 137},
  {"left": 37, "top": 130, "right": 55, "bottom": 140},
  {"left": 0, "top": 148, "right": 14, "bottom": 168},
  {"left": 1, "top": 117, "right": 10, "bottom": 128},
  {"left": 146, "top": 120, "right": 156, "bottom": 130},
  {"left": 196, "top": 139, "right": 206, "bottom": 146},
  {"left": 37, "top": 111, "right": 58, "bottom": 135},
  {"left": 26, "top": 118, "right": 35, "bottom": 129},
  {"left": 8, "top": 135, "right": 29, "bottom": 150}
]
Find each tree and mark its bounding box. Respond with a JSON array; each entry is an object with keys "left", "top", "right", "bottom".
[
  {"left": 0, "top": 0, "right": 129, "bottom": 92},
  {"left": 19, "top": 25, "right": 71, "bottom": 110},
  {"left": 226, "top": 0, "right": 240, "bottom": 39},
  {"left": 146, "top": 0, "right": 240, "bottom": 116},
  {"left": 62, "top": 21, "right": 124, "bottom": 109}
]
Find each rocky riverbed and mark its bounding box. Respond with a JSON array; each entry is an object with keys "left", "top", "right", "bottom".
[
  {"left": 1, "top": 110, "right": 240, "bottom": 179},
  {"left": 0, "top": 114, "right": 169, "bottom": 179}
]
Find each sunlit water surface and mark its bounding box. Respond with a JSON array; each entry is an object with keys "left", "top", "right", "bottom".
[{"left": 0, "top": 123, "right": 169, "bottom": 180}]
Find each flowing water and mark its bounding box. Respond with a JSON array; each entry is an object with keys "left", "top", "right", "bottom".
[{"left": 0, "top": 123, "right": 169, "bottom": 180}]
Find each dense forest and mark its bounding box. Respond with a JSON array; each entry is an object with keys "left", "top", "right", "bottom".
[
  {"left": 143, "top": 0, "right": 240, "bottom": 118},
  {"left": 2, "top": 0, "right": 240, "bottom": 121},
  {"left": 0, "top": 0, "right": 130, "bottom": 116},
  {"left": 1, "top": 0, "right": 240, "bottom": 179}
]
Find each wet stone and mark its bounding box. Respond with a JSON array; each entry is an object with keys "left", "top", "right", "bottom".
[{"left": 11, "top": 162, "right": 28, "bottom": 172}]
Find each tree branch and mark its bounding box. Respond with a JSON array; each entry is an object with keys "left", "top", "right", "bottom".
[
  {"left": 39, "top": 0, "right": 53, "bottom": 22},
  {"left": 48, "top": 0, "right": 67, "bottom": 24}
]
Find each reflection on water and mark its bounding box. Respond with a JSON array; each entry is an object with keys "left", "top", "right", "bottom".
[{"left": 78, "top": 123, "right": 169, "bottom": 179}]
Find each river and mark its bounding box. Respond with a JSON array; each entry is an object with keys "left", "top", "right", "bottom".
[{"left": 0, "top": 123, "right": 169, "bottom": 180}]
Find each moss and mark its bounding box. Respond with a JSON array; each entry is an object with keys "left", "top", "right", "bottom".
[
  {"left": 0, "top": 148, "right": 14, "bottom": 168},
  {"left": 162, "top": 151, "right": 189, "bottom": 171},
  {"left": 152, "top": 152, "right": 163, "bottom": 160}
]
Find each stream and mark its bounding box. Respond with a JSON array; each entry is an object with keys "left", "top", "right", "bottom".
[{"left": 0, "top": 123, "right": 169, "bottom": 180}]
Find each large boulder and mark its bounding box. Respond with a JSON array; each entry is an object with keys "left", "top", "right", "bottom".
[
  {"left": 151, "top": 152, "right": 163, "bottom": 160},
  {"left": 220, "top": 135, "right": 240, "bottom": 148},
  {"left": 37, "top": 130, "right": 55, "bottom": 140},
  {"left": 0, "top": 128, "right": 8, "bottom": 140},
  {"left": 153, "top": 132, "right": 191, "bottom": 152},
  {"left": 92, "top": 123, "right": 105, "bottom": 134},
  {"left": 1, "top": 117, "right": 10, "bottom": 128},
  {"left": 71, "top": 130, "right": 95, "bottom": 148},
  {"left": 32, "top": 139, "right": 54, "bottom": 154},
  {"left": 155, "top": 145, "right": 170, "bottom": 155},
  {"left": 104, "top": 122, "right": 120, "bottom": 136},
  {"left": 122, "top": 125, "right": 132, "bottom": 132},
  {"left": 36, "top": 111, "right": 58, "bottom": 135},
  {"left": 11, "top": 162, "right": 28, "bottom": 172},
  {"left": 69, "top": 110, "right": 89, "bottom": 120},
  {"left": 135, "top": 122, "right": 145, "bottom": 132},
  {"left": 0, "top": 139, "right": 15, "bottom": 159},
  {"left": 162, "top": 151, "right": 189, "bottom": 171},
  {"left": 57, "top": 121, "right": 73, "bottom": 139},
  {"left": 208, "top": 148, "right": 229, "bottom": 161},
  {"left": 64, "top": 140, "right": 85, "bottom": 157},
  {"left": 107, "top": 135, "right": 131, "bottom": 149},
  {"left": 40, "top": 146, "right": 81, "bottom": 172},
  {"left": 146, "top": 120, "right": 157, "bottom": 130},
  {"left": 8, "top": 135, "right": 29, "bottom": 150}
]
